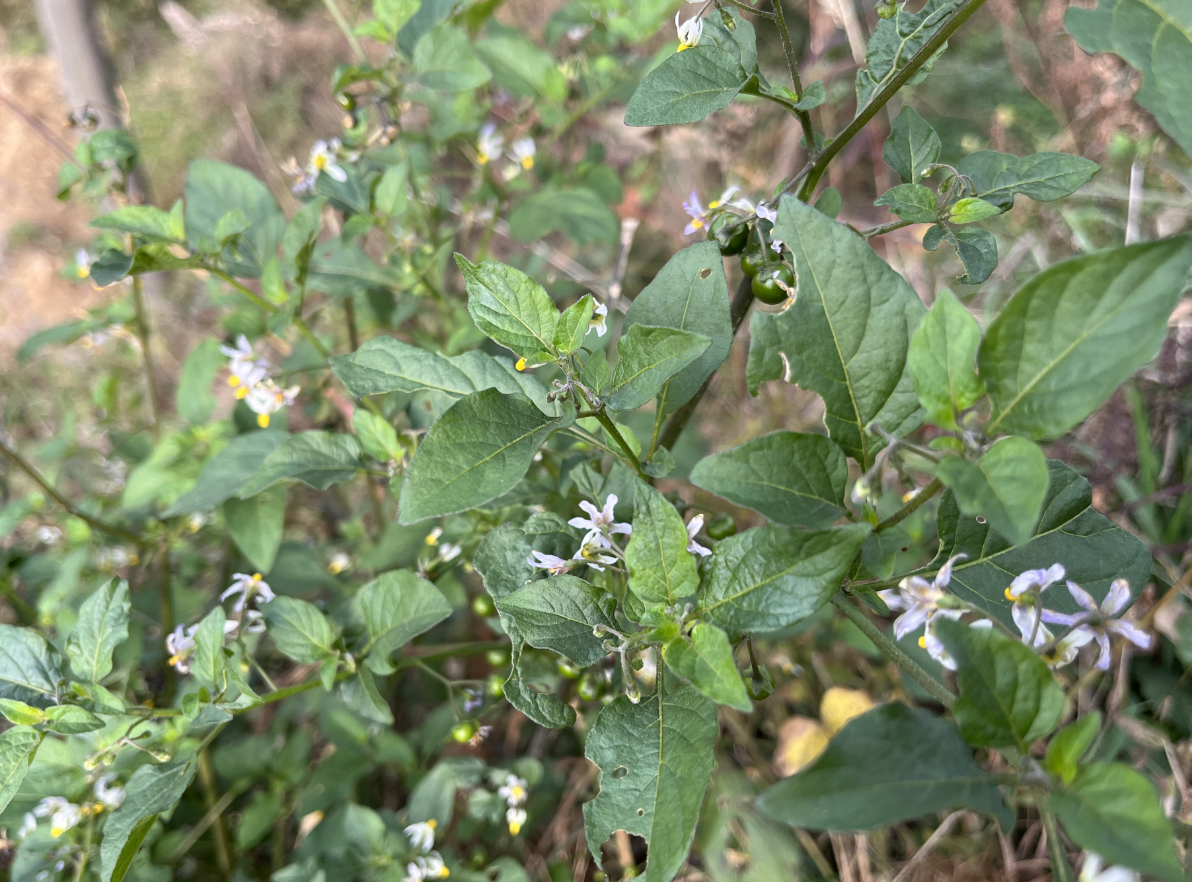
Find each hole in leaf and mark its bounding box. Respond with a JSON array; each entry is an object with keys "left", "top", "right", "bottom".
[
  {"left": 975, "top": 516, "right": 987, "bottom": 524},
  {"left": 636, "top": 808, "right": 645, "bottom": 816},
  {"left": 699, "top": 267, "right": 712, "bottom": 279},
  {"left": 612, "top": 766, "right": 629, "bottom": 779}
]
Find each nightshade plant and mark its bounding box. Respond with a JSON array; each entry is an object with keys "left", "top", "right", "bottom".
[{"left": 1, "top": 1, "right": 1191, "bottom": 881}]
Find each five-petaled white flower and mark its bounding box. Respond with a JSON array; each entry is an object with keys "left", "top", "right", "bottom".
[
  {"left": 34, "top": 797, "right": 82, "bottom": 839},
  {"left": 94, "top": 773, "right": 125, "bottom": 812},
  {"left": 405, "top": 851, "right": 449, "bottom": 881},
  {"left": 404, "top": 819, "right": 437, "bottom": 853},
  {"left": 245, "top": 379, "right": 300, "bottom": 428},
  {"left": 587, "top": 301, "right": 609, "bottom": 337},
  {"left": 476, "top": 124, "right": 504, "bottom": 166},
  {"left": 685, "top": 514, "right": 711, "bottom": 557},
  {"left": 569, "top": 496, "right": 632, "bottom": 549},
  {"left": 572, "top": 542, "right": 619, "bottom": 572},
  {"left": 527, "top": 550, "right": 574, "bottom": 575},
  {"left": 1012, "top": 606, "right": 1094, "bottom": 668},
  {"left": 328, "top": 552, "right": 352, "bottom": 575},
  {"left": 74, "top": 248, "right": 92, "bottom": 279},
  {"left": 508, "top": 138, "right": 536, "bottom": 171},
  {"left": 221, "top": 335, "right": 269, "bottom": 400},
  {"left": 675, "top": 11, "right": 703, "bottom": 50},
  {"left": 166, "top": 623, "right": 199, "bottom": 673},
  {"left": 683, "top": 191, "right": 709, "bottom": 235},
  {"left": 877, "top": 554, "right": 966, "bottom": 641},
  {"left": 1041, "top": 579, "right": 1152, "bottom": 670},
  {"left": 506, "top": 806, "right": 527, "bottom": 835},
  {"left": 222, "top": 572, "right": 275, "bottom": 613},
  {"left": 498, "top": 773, "right": 527, "bottom": 806},
  {"left": 307, "top": 139, "right": 348, "bottom": 183},
  {"left": 1004, "top": 564, "right": 1066, "bottom": 651},
  {"left": 1079, "top": 853, "right": 1139, "bottom": 882}
]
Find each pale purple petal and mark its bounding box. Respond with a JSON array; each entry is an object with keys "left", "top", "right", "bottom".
[
  {"left": 1101, "top": 578, "right": 1131, "bottom": 616},
  {"left": 1106, "top": 619, "right": 1152, "bottom": 650},
  {"left": 1012, "top": 603, "right": 1051, "bottom": 646},
  {"left": 1065, "top": 580, "right": 1098, "bottom": 612},
  {"left": 578, "top": 500, "right": 601, "bottom": 521},
  {"left": 568, "top": 516, "right": 595, "bottom": 530},
  {"left": 602, "top": 495, "right": 618, "bottom": 522},
  {"left": 1040, "top": 608, "right": 1087, "bottom": 627},
  {"left": 933, "top": 553, "right": 967, "bottom": 589},
  {"left": 610, "top": 522, "right": 633, "bottom": 535},
  {"left": 892, "top": 604, "right": 930, "bottom": 641},
  {"left": 1093, "top": 630, "right": 1112, "bottom": 670},
  {"left": 877, "top": 588, "right": 909, "bottom": 612}
]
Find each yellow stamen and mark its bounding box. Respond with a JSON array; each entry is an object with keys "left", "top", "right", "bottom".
[
  {"left": 521, "top": 156, "right": 534, "bottom": 170},
  {"left": 76, "top": 265, "right": 90, "bottom": 279},
  {"left": 129, "top": 554, "right": 139, "bottom": 565},
  {"left": 917, "top": 636, "right": 927, "bottom": 649},
  {"left": 442, "top": 870, "right": 450, "bottom": 878},
  {"left": 168, "top": 654, "right": 181, "bottom": 666},
  {"left": 425, "top": 534, "right": 438, "bottom": 546},
  {"left": 709, "top": 200, "right": 720, "bottom": 209},
  {"left": 677, "top": 42, "right": 691, "bottom": 52},
  {"left": 427, "top": 819, "right": 437, "bottom": 830},
  {"left": 228, "top": 375, "right": 241, "bottom": 387},
  {"left": 511, "top": 786, "right": 525, "bottom": 801},
  {"left": 509, "top": 821, "right": 522, "bottom": 835},
  {"left": 1004, "top": 587, "right": 1015, "bottom": 601},
  {"left": 51, "top": 827, "right": 64, "bottom": 838},
  {"left": 234, "top": 386, "right": 249, "bottom": 400},
  {"left": 478, "top": 152, "right": 490, "bottom": 165},
  {"left": 515, "top": 357, "right": 526, "bottom": 371},
  {"left": 257, "top": 413, "right": 270, "bottom": 428},
  {"left": 691, "top": 219, "right": 703, "bottom": 229},
  {"left": 314, "top": 155, "right": 327, "bottom": 170},
  {"left": 252, "top": 573, "right": 262, "bottom": 582}
]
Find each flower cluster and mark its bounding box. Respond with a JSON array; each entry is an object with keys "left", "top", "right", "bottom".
[
  {"left": 284, "top": 138, "right": 348, "bottom": 195},
  {"left": 528, "top": 495, "right": 631, "bottom": 576},
  {"left": 167, "top": 573, "right": 273, "bottom": 673},
  {"left": 474, "top": 124, "right": 537, "bottom": 180},
  {"left": 403, "top": 819, "right": 449, "bottom": 881},
  {"left": 682, "top": 189, "right": 784, "bottom": 252},
  {"left": 879, "top": 559, "right": 1152, "bottom": 672},
  {"left": 497, "top": 773, "right": 528, "bottom": 835},
  {"left": 221, "top": 335, "right": 299, "bottom": 428},
  {"left": 22, "top": 773, "right": 125, "bottom": 841}
]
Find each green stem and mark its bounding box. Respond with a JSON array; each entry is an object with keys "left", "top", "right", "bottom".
[
  {"left": 795, "top": 0, "right": 991, "bottom": 202},
  {"left": 770, "top": 0, "right": 816, "bottom": 149},
  {"left": 321, "top": 0, "right": 366, "bottom": 62},
  {"left": 648, "top": 404, "right": 666, "bottom": 461},
  {"left": 831, "top": 592, "right": 956, "bottom": 707},
  {"left": 858, "top": 219, "right": 914, "bottom": 239},
  {"left": 131, "top": 276, "right": 161, "bottom": 440},
  {"left": 197, "top": 748, "right": 233, "bottom": 872},
  {"left": 720, "top": 0, "right": 776, "bottom": 18},
  {"left": 594, "top": 411, "right": 645, "bottom": 479},
  {"left": 72, "top": 814, "right": 95, "bottom": 882},
  {"left": 1040, "top": 804, "right": 1076, "bottom": 882},
  {"left": 210, "top": 268, "right": 333, "bottom": 361},
  {"left": 876, "top": 477, "right": 943, "bottom": 533},
  {"left": 0, "top": 438, "right": 146, "bottom": 546},
  {"left": 343, "top": 297, "right": 360, "bottom": 353}
]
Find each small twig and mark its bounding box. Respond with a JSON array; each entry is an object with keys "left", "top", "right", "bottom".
[
  {"left": 876, "top": 477, "right": 943, "bottom": 533},
  {"left": 771, "top": 0, "right": 817, "bottom": 149},
  {"left": 196, "top": 749, "right": 233, "bottom": 872},
  {"left": 891, "top": 811, "right": 966, "bottom": 882},
  {"left": 321, "top": 0, "right": 366, "bottom": 62},
  {"left": 131, "top": 276, "right": 161, "bottom": 439}
]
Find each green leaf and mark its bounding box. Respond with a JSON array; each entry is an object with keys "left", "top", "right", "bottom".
[
  {"left": 67, "top": 578, "right": 130, "bottom": 683},
  {"left": 956, "top": 151, "right": 1101, "bottom": 212},
  {"left": 758, "top": 702, "right": 1011, "bottom": 829},
  {"left": 224, "top": 490, "right": 286, "bottom": 573},
  {"left": 908, "top": 288, "right": 984, "bottom": 430},
  {"left": 883, "top": 106, "right": 941, "bottom": 185},
  {"left": 263, "top": 597, "right": 335, "bottom": 664},
  {"left": 398, "top": 389, "right": 572, "bottom": 523},
  {"left": 701, "top": 8, "right": 760, "bottom": 74},
  {"left": 89, "top": 250, "right": 134, "bottom": 286},
  {"left": 353, "top": 410, "right": 402, "bottom": 462},
  {"left": 948, "top": 197, "right": 1001, "bottom": 224},
  {"left": 874, "top": 184, "right": 938, "bottom": 223},
  {"left": 101, "top": 761, "right": 197, "bottom": 882},
  {"left": 621, "top": 241, "right": 732, "bottom": 416},
  {"left": 935, "top": 618, "right": 1063, "bottom": 750},
  {"left": 411, "top": 24, "right": 491, "bottom": 91},
  {"left": 793, "top": 80, "right": 826, "bottom": 110},
  {"left": 1044, "top": 712, "right": 1100, "bottom": 784},
  {"left": 239, "top": 432, "right": 364, "bottom": 496},
  {"left": 184, "top": 159, "right": 285, "bottom": 278},
  {"left": 1066, "top": 0, "right": 1192, "bottom": 158},
  {"left": 358, "top": 570, "right": 452, "bottom": 674},
  {"left": 176, "top": 338, "right": 222, "bottom": 425},
  {"left": 496, "top": 576, "right": 617, "bottom": 667},
  {"left": 689, "top": 432, "right": 849, "bottom": 528},
  {"left": 935, "top": 437, "right": 1049, "bottom": 547},
  {"left": 747, "top": 197, "right": 925, "bottom": 468},
  {"left": 583, "top": 687, "right": 719, "bottom": 882},
  {"left": 90, "top": 205, "right": 180, "bottom": 242},
  {"left": 607, "top": 325, "right": 712, "bottom": 413},
  {"left": 0, "top": 725, "right": 40, "bottom": 814},
  {"left": 934, "top": 460, "right": 1152, "bottom": 623},
  {"left": 553, "top": 295, "right": 596, "bottom": 356},
  {"left": 625, "top": 481, "right": 699, "bottom": 608},
  {"left": 456, "top": 255, "right": 559, "bottom": 359},
  {"left": 507, "top": 187, "right": 620, "bottom": 248},
  {"left": 339, "top": 667, "right": 394, "bottom": 724},
  {"left": 163, "top": 431, "right": 288, "bottom": 517},
  {"left": 192, "top": 606, "right": 228, "bottom": 688},
  {"left": 306, "top": 239, "right": 404, "bottom": 297},
  {"left": 0, "top": 699, "right": 45, "bottom": 725},
  {"left": 43, "top": 704, "right": 105, "bottom": 734},
  {"left": 923, "top": 223, "right": 998, "bottom": 285},
  {"left": 625, "top": 44, "right": 749, "bottom": 127},
  {"left": 856, "top": 0, "right": 962, "bottom": 111},
  {"left": 330, "top": 336, "right": 552, "bottom": 416},
  {"left": 981, "top": 237, "right": 1192, "bottom": 439},
  {"left": 0, "top": 625, "right": 64, "bottom": 703},
  {"left": 474, "top": 34, "right": 567, "bottom": 100},
  {"left": 700, "top": 524, "right": 870, "bottom": 634},
  {"left": 375, "top": 163, "right": 409, "bottom": 218},
  {"left": 663, "top": 623, "right": 750, "bottom": 712},
  {"left": 1049, "top": 762, "right": 1182, "bottom": 882},
  {"left": 504, "top": 641, "right": 577, "bottom": 729}
]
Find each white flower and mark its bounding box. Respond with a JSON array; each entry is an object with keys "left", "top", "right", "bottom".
[
  {"left": 166, "top": 623, "right": 198, "bottom": 673},
  {"left": 1012, "top": 605, "right": 1095, "bottom": 668},
  {"left": 438, "top": 543, "right": 462, "bottom": 564},
  {"left": 244, "top": 379, "right": 300, "bottom": 428},
  {"left": 405, "top": 851, "right": 448, "bottom": 881},
  {"left": 328, "top": 552, "right": 352, "bottom": 575},
  {"left": 282, "top": 156, "right": 315, "bottom": 194},
  {"left": 1005, "top": 564, "right": 1068, "bottom": 652},
  {"left": 877, "top": 554, "right": 966, "bottom": 640},
  {"left": 508, "top": 138, "right": 536, "bottom": 171},
  {"left": 1079, "top": 853, "right": 1139, "bottom": 882},
  {"left": 506, "top": 806, "right": 527, "bottom": 835},
  {"left": 498, "top": 773, "right": 527, "bottom": 807},
  {"left": 571, "top": 542, "right": 619, "bottom": 572},
  {"left": 221, "top": 335, "right": 269, "bottom": 400},
  {"left": 404, "top": 819, "right": 437, "bottom": 853},
  {"left": 221, "top": 572, "right": 275, "bottom": 613},
  {"left": 675, "top": 11, "right": 703, "bottom": 50},
  {"left": 307, "top": 139, "right": 348, "bottom": 183},
  {"left": 35, "top": 525, "right": 64, "bottom": 546},
  {"left": 242, "top": 609, "right": 267, "bottom": 634},
  {"left": 587, "top": 302, "right": 609, "bottom": 337},
  {"left": 569, "top": 496, "right": 632, "bottom": 549},
  {"left": 18, "top": 812, "right": 37, "bottom": 839},
  {"left": 527, "top": 550, "right": 574, "bottom": 575},
  {"left": 683, "top": 191, "right": 709, "bottom": 235},
  {"left": 707, "top": 186, "right": 739, "bottom": 210},
  {"left": 755, "top": 202, "right": 778, "bottom": 224},
  {"left": 1041, "top": 579, "right": 1153, "bottom": 670},
  {"left": 685, "top": 514, "right": 711, "bottom": 557},
  {"left": 186, "top": 512, "right": 207, "bottom": 533},
  {"left": 477, "top": 124, "right": 504, "bottom": 166},
  {"left": 1005, "top": 564, "right": 1067, "bottom": 604},
  {"left": 34, "top": 798, "right": 82, "bottom": 838},
  {"left": 94, "top": 773, "right": 125, "bottom": 811},
  {"left": 74, "top": 248, "right": 92, "bottom": 279}
]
